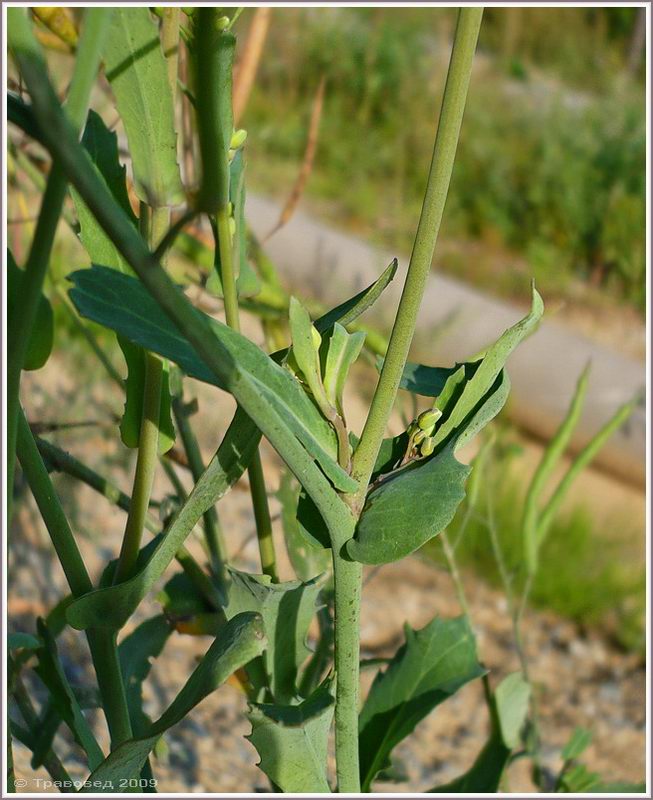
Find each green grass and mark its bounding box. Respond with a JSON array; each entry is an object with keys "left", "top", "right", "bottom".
[{"left": 241, "top": 7, "right": 645, "bottom": 312}]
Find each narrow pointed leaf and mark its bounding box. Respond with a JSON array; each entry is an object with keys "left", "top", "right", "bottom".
[
  {"left": 359, "top": 616, "right": 485, "bottom": 791},
  {"left": 247, "top": 682, "right": 334, "bottom": 793},
  {"left": 103, "top": 8, "right": 183, "bottom": 206},
  {"left": 225, "top": 569, "right": 322, "bottom": 704},
  {"left": 347, "top": 444, "right": 470, "bottom": 565},
  {"left": 66, "top": 407, "right": 260, "bottom": 630},
  {"left": 289, "top": 296, "right": 330, "bottom": 412},
  {"left": 68, "top": 265, "right": 356, "bottom": 492},
  {"left": 34, "top": 619, "right": 104, "bottom": 770},
  {"left": 495, "top": 672, "right": 530, "bottom": 749},
  {"left": 81, "top": 613, "right": 266, "bottom": 790},
  {"left": 323, "top": 323, "right": 365, "bottom": 416}
]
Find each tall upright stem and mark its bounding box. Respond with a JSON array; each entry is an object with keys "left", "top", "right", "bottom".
[
  {"left": 333, "top": 9, "right": 483, "bottom": 792},
  {"left": 6, "top": 7, "right": 111, "bottom": 518}
]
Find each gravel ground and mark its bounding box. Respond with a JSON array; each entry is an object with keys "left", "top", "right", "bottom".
[{"left": 10, "top": 348, "right": 645, "bottom": 794}]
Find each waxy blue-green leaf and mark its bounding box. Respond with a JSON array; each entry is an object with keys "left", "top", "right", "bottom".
[
  {"left": 359, "top": 615, "right": 485, "bottom": 791},
  {"left": 289, "top": 296, "right": 330, "bottom": 413},
  {"left": 431, "top": 285, "right": 542, "bottom": 450},
  {"left": 225, "top": 569, "right": 322, "bottom": 704},
  {"left": 323, "top": 323, "right": 366, "bottom": 418},
  {"left": 380, "top": 356, "right": 454, "bottom": 397},
  {"left": 34, "top": 619, "right": 104, "bottom": 770},
  {"left": 247, "top": 681, "right": 334, "bottom": 793},
  {"left": 103, "top": 8, "right": 183, "bottom": 207},
  {"left": 347, "top": 444, "right": 470, "bottom": 565},
  {"left": 68, "top": 265, "right": 356, "bottom": 492},
  {"left": 66, "top": 407, "right": 260, "bottom": 631},
  {"left": 7, "top": 632, "right": 40, "bottom": 651},
  {"left": 277, "top": 471, "right": 330, "bottom": 583},
  {"left": 118, "top": 615, "right": 171, "bottom": 735},
  {"left": 82, "top": 613, "right": 266, "bottom": 790},
  {"left": 8, "top": 252, "right": 53, "bottom": 371}
]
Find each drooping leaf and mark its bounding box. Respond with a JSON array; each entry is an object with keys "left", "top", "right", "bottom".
[
  {"left": 81, "top": 612, "right": 266, "bottom": 790},
  {"left": 118, "top": 615, "right": 171, "bottom": 735},
  {"left": 68, "top": 265, "right": 357, "bottom": 492},
  {"left": 72, "top": 109, "right": 137, "bottom": 273},
  {"left": 8, "top": 251, "right": 53, "bottom": 371},
  {"left": 358, "top": 615, "right": 484, "bottom": 791},
  {"left": 34, "top": 619, "right": 104, "bottom": 770},
  {"left": 103, "top": 8, "right": 183, "bottom": 207},
  {"left": 29, "top": 703, "right": 62, "bottom": 771},
  {"left": 382, "top": 357, "right": 454, "bottom": 397},
  {"left": 277, "top": 471, "right": 330, "bottom": 583},
  {"left": 66, "top": 407, "right": 260, "bottom": 631},
  {"left": 247, "top": 681, "right": 334, "bottom": 793},
  {"left": 225, "top": 569, "right": 322, "bottom": 704},
  {"left": 429, "top": 671, "right": 530, "bottom": 793},
  {"left": 347, "top": 443, "right": 470, "bottom": 565}
]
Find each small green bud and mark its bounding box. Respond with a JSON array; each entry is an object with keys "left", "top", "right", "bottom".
[
  {"left": 417, "top": 407, "right": 442, "bottom": 432},
  {"left": 216, "top": 15, "right": 230, "bottom": 30},
  {"left": 407, "top": 421, "right": 419, "bottom": 437},
  {"left": 230, "top": 129, "right": 248, "bottom": 149},
  {"left": 420, "top": 437, "right": 435, "bottom": 457},
  {"left": 412, "top": 428, "right": 426, "bottom": 446}
]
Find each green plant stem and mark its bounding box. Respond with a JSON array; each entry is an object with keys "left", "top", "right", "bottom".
[
  {"left": 35, "top": 434, "right": 223, "bottom": 611},
  {"left": 9, "top": 657, "right": 72, "bottom": 785},
  {"left": 350, "top": 7, "right": 483, "bottom": 504},
  {"left": 6, "top": 7, "right": 111, "bottom": 520},
  {"left": 172, "top": 396, "right": 228, "bottom": 581},
  {"left": 330, "top": 10, "right": 483, "bottom": 791},
  {"left": 216, "top": 183, "right": 279, "bottom": 583},
  {"left": 113, "top": 352, "right": 163, "bottom": 584},
  {"left": 15, "top": 409, "right": 133, "bottom": 747}
]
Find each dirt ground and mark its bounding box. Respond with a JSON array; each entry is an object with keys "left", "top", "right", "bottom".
[{"left": 9, "top": 335, "right": 646, "bottom": 793}]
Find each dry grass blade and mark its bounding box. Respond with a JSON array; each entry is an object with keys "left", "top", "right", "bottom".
[
  {"left": 263, "top": 76, "right": 326, "bottom": 243},
  {"left": 233, "top": 7, "right": 272, "bottom": 125}
]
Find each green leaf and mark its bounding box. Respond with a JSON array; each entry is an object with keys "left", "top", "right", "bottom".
[
  {"left": 494, "top": 671, "right": 531, "bottom": 749},
  {"left": 247, "top": 681, "right": 334, "bottom": 793},
  {"left": 314, "top": 258, "right": 397, "bottom": 333},
  {"left": 34, "top": 619, "right": 104, "bottom": 770},
  {"left": 118, "top": 615, "right": 171, "bottom": 735},
  {"left": 225, "top": 569, "right": 322, "bottom": 704},
  {"left": 8, "top": 251, "right": 53, "bottom": 371},
  {"left": 70, "top": 111, "right": 175, "bottom": 454},
  {"left": 72, "top": 109, "right": 137, "bottom": 273},
  {"left": 430, "top": 285, "right": 543, "bottom": 451},
  {"left": 277, "top": 471, "right": 330, "bottom": 583},
  {"left": 358, "top": 615, "right": 485, "bottom": 791},
  {"left": 289, "top": 296, "right": 331, "bottom": 415},
  {"left": 81, "top": 612, "right": 266, "bottom": 791},
  {"left": 430, "top": 671, "right": 530, "bottom": 792},
  {"left": 103, "top": 8, "right": 183, "bottom": 207},
  {"left": 561, "top": 727, "right": 593, "bottom": 761},
  {"left": 68, "top": 265, "right": 356, "bottom": 492},
  {"left": 347, "top": 444, "right": 470, "bottom": 565},
  {"left": 323, "top": 323, "right": 366, "bottom": 417},
  {"left": 382, "top": 358, "right": 454, "bottom": 397},
  {"left": 65, "top": 407, "right": 260, "bottom": 631},
  {"left": 7, "top": 632, "right": 40, "bottom": 651}
]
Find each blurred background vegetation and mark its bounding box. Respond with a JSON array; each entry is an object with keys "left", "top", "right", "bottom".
[{"left": 238, "top": 6, "right": 646, "bottom": 312}]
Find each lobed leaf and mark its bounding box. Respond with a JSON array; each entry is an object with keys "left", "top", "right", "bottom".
[
  {"left": 358, "top": 615, "right": 485, "bottom": 791},
  {"left": 65, "top": 407, "right": 260, "bottom": 630},
  {"left": 225, "top": 569, "right": 322, "bottom": 704},
  {"left": 103, "top": 8, "right": 184, "bottom": 207},
  {"left": 247, "top": 682, "right": 334, "bottom": 793},
  {"left": 82, "top": 612, "right": 266, "bottom": 790}
]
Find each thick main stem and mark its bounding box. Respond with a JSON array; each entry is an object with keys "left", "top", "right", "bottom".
[{"left": 333, "top": 9, "right": 483, "bottom": 791}]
